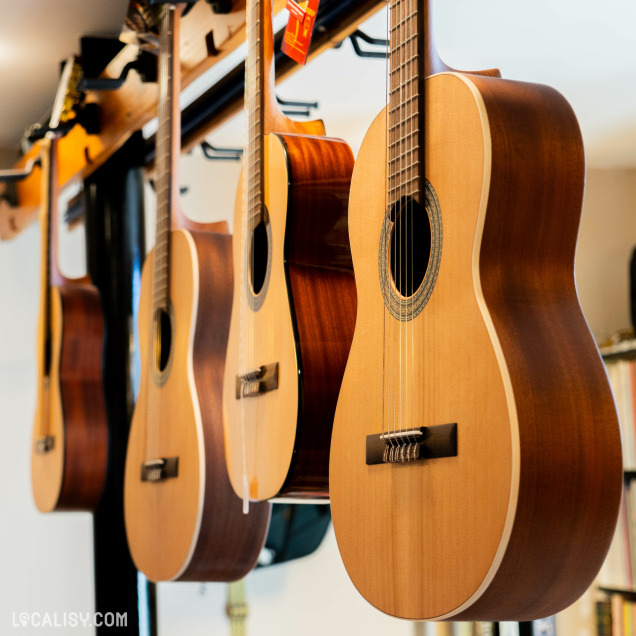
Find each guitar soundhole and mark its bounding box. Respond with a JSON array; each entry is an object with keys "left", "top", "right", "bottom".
[
  {"left": 389, "top": 196, "right": 431, "bottom": 298},
  {"left": 379, "top": 180, "right": 442, "bottom": 321},
  {"left": 250, "top": 219, "right": 268, "bottom": 295},
  {"left": 155, "top": 308, "right": 172, "bottom": 374},
  {"left": 245, "top": 206, "right": 272, "bottom": 312}
]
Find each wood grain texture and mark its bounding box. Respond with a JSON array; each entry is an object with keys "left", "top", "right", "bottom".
[
  {"left": 223, "top": 132, "right": 355, "bottom": 500},
  {"left": 32, "top": 284, "right": 108, "bottom": 511},
  {"left": 280, "top": 132, "right": 356, "bottom": 496},
  {"left": 125, "top": 229, "right": 270, "bottom": 582},
  {"left": 329, "top": 72, "right": 622, "bottom": 621},
  {"left": 452, "top": 73, "right": 623, "bottom": 621}
]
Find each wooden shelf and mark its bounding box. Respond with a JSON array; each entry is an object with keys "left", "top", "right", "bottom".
[
  {"left": 599, "top": 586, "right": 636, "bottom": 600},
  {"left": 0, "top": 0, "right": 384, "bottom": 240},
  {"left": 600, "top": 339, "right": 636, "bottom": 360}
]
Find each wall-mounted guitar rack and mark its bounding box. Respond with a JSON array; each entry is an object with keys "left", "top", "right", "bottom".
[
  {"left": 0, "top": 2, "right": 384, "bottom": 635},
  {"left": 0, "top": 0, "right": 383, "bottom": 240}
]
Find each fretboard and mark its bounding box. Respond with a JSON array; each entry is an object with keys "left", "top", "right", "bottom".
[
  {"left": 40, "top": 136, "right": 55, "bottom": 378},
  {"left": 153, "top": 5, "right": 181, "bottom": 311},
  {"left": 245, "top": 0, "right": 266, "bottom": 227},
  {"left": 388, "top": 0, "right": 423, "bottom": 207}
]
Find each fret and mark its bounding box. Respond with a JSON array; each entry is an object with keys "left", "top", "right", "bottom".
[
  {"left": 390, "top": 57, "right": 419, "bottom": 74},
  {"left": 391, "top": 32, "right": 418, "bottom": 52},
  {"left": 388, "top": 175, "right": 420, "bottom": 194},
  {"left": 389, "top": 124, "right": 420, "bottom": 141},
  {"left": 389, "top": 125, "right": 420, "bottom": 147},
  {"left": 389, "top": 97, "right": 419, "bottom": 117},
  {"left": 388, "top": 155, "right": 420, "bottom": 168},
  {"left": 389, "top": 163, "right": 420, "bottom": 182},
  {"left": 390, "top": 13, "right": 418, "bottom": 33}
]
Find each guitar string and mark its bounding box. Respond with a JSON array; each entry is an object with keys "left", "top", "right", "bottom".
[
  {"left": 388, "top": 0, "right": 392, "bottom": 452},
  {"left": 239, "top": 0, "right": 259, "bottom": 513},
  {"left": 38, "top": 136, "right": 52, "bottom": 441},
  {"left": 410, "top": 0, "right": 417, "bottom": 447},
  {"left": 154, "top": 4, "right": 170, "bottom": 463},
  {"left": 147, "top": 5, "right": 167, "bottom": 464},
  {"left": 399, "top": 0, "right": 404, "bottom": 447},
  {"left": 408, "top": 0, "right": 414, "bottom": 444},
  {"left": 241, "top": 0, "right": 250, "bottom": 513},
  {"left": 400, "top": 0, "right": 405, "bottom": 446}
]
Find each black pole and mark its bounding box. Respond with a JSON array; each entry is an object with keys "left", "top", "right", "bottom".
[{"left": 84, "top": 132, "right": 156, "bottom": 636}]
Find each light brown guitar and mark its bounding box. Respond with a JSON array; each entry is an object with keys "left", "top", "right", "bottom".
[
  {"left": 222, "top": 0, "right": 356, "bottom": 502},
  {"left": 31, "top": 60, "right": 108, "bottom": 513},
  {"left": 124, "top": 3, "right": 270, "bottom": 582},
  {"left": 329, "top": 0, "right": 623, "bottom": 621}
]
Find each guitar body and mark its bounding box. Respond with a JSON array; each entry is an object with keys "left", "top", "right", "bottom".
[
  {"left": 223, "top": 132, "right": 356, "bottom": 501},
  {"left": 329, "top": 72, "right": 622, "bottom": 620},
  {"left": 31, "top": 284, "right": 108, "bottom": 512},
  {"left": 125, "top": 228, "right": 270, "bottom": 582}
]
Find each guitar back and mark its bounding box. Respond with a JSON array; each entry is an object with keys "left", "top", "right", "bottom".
[
  {"left": 329, "top": 72, "right": 622, "bottom": 620},
  {"left": 32, "top": 284, "right": 108, "bottom": 512}
]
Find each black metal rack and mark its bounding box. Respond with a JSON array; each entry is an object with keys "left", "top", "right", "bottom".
[{"left": 84, "top": 133, "right": 155, "bottom": 636}]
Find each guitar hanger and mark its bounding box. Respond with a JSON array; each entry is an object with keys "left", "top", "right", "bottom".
[
  {"left": 335, "top": 30, "right": 389, "bottom": 59},
  {"left": 0, "top": 156, "right": 41, "bottom": 185},
  {"left": 276, "top": 95, "right": 319, "bottom": 118},
  {"left": 199, "top": 140, "right": 243, "bottom": 161}
]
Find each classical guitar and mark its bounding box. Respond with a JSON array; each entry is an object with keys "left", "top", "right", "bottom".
[
  {"left": 329, "top": 0, "right": 622, "bottom": 621},
  {"left": 124, "top": 3, "right": 270, "bottom": 582},
  {"left": 222, "top": 0, "right": 356, "bottom": 502},
  {"left": 31, "top": 60, "right": 108, "bottom": 513}
]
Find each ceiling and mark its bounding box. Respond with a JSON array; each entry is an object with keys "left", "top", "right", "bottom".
[{"left": 0, "top": 0, "right": 635, "bottom": 168}]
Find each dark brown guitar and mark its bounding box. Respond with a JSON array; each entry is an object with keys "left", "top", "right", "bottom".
[{"left": 31, "top": 118, "right": 108, "bottom": 511}]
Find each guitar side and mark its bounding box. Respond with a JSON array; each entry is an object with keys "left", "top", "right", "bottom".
[
  {"left": 31, "top": 284, "right": 108, "bottom": 512},
  {"left": 223, "top": 133, "right": 356, "bottom": 501},
  {"left": 329, "top": 72, "right": 622, "bottom": 620}
]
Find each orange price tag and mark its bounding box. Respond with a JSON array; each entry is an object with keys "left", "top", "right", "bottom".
[{"left": 281, "top": 0, "right": 320, "bottom": 65}]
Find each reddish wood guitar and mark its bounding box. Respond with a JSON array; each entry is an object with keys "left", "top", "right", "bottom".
[{"left": 222, "top": 0, "right": 356, "bottom": 502}]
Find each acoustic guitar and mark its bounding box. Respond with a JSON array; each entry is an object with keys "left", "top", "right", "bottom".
[
  {"left": 329, "top": 0, "right": 623, "bottom": 621},
  {"left": 31, "top": 60, "right": 108, "bottom": 513},
  {"left": 124, "top": 3, "right": 270, "bottom": 582},
  {"left": 222, "top": 0, "right": 356, "bottom": 503}
]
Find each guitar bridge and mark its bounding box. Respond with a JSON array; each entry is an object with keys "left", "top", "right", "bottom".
[
  {"left": 141, "top": 457, "right": 179, "bottom": 482},
  {"left": 34, "top": 435, "right": 55, "bottom": 454},
  {"left": 236, "top": 363, "right": 279, "bottom": 398},
  {"left": 366, "top": 423, "right": 457, "bottom": 465}
]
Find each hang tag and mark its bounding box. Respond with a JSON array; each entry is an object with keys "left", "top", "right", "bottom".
[{"left": 281, "top": 0, "right": 320, "bottom": 66}]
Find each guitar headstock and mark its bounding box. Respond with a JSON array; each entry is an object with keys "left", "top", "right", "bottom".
[
  {"left": 49, "top": 56, "right": 84, "bottom": 130},
  {"left": 120, "top": 1, "right": 161, "bottom": 51}
]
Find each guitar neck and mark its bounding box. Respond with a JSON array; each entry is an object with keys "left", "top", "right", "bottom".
[
  {"left": 38, "top": 135, "right": 61, "bottom": 379},
  {"left": 154, "top": 4, "right": 182, "bottom": 311},
  {"left": 245, "top": 0, "right": 270, "bottom": 226}
]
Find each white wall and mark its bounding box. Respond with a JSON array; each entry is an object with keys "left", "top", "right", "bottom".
[{"left": 576, "top": 168, "right": 636, "bottom": 342}]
